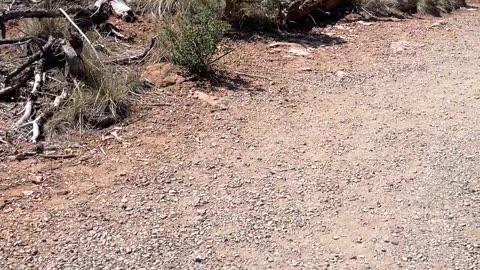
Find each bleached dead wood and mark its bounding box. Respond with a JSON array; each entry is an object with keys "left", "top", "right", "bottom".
[
  {"left": 14, "top": 58, "right": 46, "bottom": 128},
  {"left": 109, "top": 0, "right": 136, "bottom": 22}
]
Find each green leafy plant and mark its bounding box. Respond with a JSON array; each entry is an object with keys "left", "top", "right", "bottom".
[{"left": 160, "top": 0, "right": 230, "bottom": 74}]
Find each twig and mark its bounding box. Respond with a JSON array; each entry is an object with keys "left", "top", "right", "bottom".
[
  {"left": 0, "top": 6, "right": 83, "bottom": 22},
  {"left": 58, "top": 8, "right": 103, "bottom": 63},
  {"left": 209, "top": 48, "right": 235, "bottom": 65},
  {"left": 30, "top": 103, "right": 57, "bottom": 143},
  {"left": 0, "top": 73, "right": 33, "bottom": 98},
  {"left": 31, "top": 119, "right": 41, "bottom": 142},
  {"left": 103, "top": 23, "right": 132, "bottom": 42},
  {"left": 6, "top": 37, "right": 54, "bottom": 82},
  {"left": 361, "top": 7, "right": 375, "bottom": 18},
  {"left": 0, "top": 36, "right": 32, "bottom": 45},
  {"left": 108, "top": 37, "right": 157, "bottom": 65},
  {"left": 0, "top": 102, "right": 14, "bottom": 110},
  {"left": 1, "top": 9, "right": 61, "bottom": 21}
]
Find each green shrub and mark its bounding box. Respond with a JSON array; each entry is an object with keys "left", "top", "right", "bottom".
[
  {"left": 160, "top": 0, "right": 230, "bottom": 74},
  {"left": 417, "top": 0, "right": 441, "bottom": 16}
]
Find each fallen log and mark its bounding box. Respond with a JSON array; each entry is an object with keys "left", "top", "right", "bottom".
[
  {"left": 0, "top": 8, "right": 69, "bottom": 38},
  {"left": 1, "top": 9, "right": 61, "bottom": 21},
  {"left": 0, "top": 1, "right": 136, "bottom": 38}
]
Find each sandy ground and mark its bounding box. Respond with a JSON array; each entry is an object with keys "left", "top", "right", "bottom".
[{"left": 1, "top": 5, "right": 479, "bottom": 270}]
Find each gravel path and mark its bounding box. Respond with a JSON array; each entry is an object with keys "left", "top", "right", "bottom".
[{"left": 1, "top": 7, "right": 480, "bottom": 270}]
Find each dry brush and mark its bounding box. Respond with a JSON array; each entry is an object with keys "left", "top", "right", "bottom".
[{"left": 0, "top": 0, "right": 144, "bottom": 143}]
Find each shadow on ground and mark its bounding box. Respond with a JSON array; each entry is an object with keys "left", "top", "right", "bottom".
[
  {"left": 227, "top": 30, "right": 346, "bottom": 48},
  {"left": 192, "top": 69, "right": 266, "bottom": 94}
]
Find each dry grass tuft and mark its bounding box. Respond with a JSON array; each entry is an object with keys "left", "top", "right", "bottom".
[
  {"left": 132, "top": 0, "right": 193, "bottom": 17},
  {"left": 46, "top": 45, "right": 134, "bottom": 134},
  {"left": 354, "top": 0, "right": 406, "bottom": 17},
  {"left": 22, "top": 0, "right": 67, "bottom": 38},
  {"left": 23, "top": 18, "right": 67, "bottom": 39}
]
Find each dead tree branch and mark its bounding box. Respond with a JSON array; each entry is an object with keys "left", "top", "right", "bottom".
[
  {"left": 0, "top": 36, "right": 32, "bottom": 45},
  {"left": 15, "top": 57, "right": 46, "bottom": 128},
  {"left": 5, "top": 37, "right": 55, "bottom": 82}
]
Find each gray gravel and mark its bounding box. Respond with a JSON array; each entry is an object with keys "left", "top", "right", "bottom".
[{"left": 1, "top": 8, "right": 480, "bottom": 270}]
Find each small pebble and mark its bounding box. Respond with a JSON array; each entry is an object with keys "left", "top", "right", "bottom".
[{"left": 32, "top": 176, "right": 43, "bottom": 184}]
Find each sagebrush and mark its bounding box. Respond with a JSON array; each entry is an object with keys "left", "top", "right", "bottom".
[{"left": 159, "top": 0, "right": 230, "bottom": 74}]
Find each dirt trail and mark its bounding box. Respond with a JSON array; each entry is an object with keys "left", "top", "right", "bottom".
[{"left": 1, "top": 7, "right": 480, "bottom": 270}]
